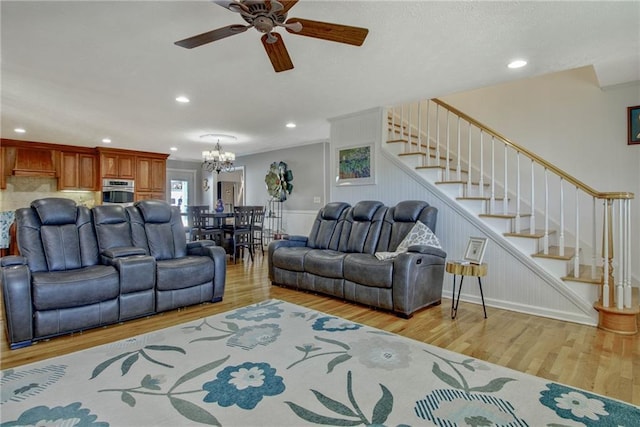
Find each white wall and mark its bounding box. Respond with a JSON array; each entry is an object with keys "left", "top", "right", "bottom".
[{"left": 440, "top": 66, "right": 639, "bottom": 280}]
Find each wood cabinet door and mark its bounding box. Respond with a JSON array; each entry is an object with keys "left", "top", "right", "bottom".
[
  {"left": 101, "top": 153, "right": 119, "bottom": 178},
  {"left": 151, "top": 158, "right": 165, "bottom": 192},
  {"left": 59, "top": 152, "right": 78, "bottom": 189},
  {"left": 118, "top": 155, "right": 135, "bottom": 179},
  {"left": 78, "top": 154, "right": 97, "bottom": 190},
  {"left": 136, "top": 157, "right": 151, "bottom": 191}
]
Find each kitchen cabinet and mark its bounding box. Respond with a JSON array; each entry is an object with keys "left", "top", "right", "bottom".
[
  {"left": 136, "top": 154, "right": 167, "bottom": 200},
  {"left": 99, "top": 149, "right": 135, "bottom": 179},
  {"left": 58, "top": 151, "right": 98, "bottom": 190}
]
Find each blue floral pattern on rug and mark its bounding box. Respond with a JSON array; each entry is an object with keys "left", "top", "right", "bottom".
[
  {"left": 202, "top": 362, "right": 285, "bottom": 409},
  {"left": 1, "top": 299, "right": 638, "bottom": 426},
  {"left": 2, "top": 402, "right": 107, "bottom": 426}
]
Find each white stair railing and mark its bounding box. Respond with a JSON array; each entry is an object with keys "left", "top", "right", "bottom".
[{"left": 387, "top": 98, "right": 635, "bottom": 313}]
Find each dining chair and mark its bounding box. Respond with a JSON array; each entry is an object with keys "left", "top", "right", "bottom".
[
  {"left": 227, "top": 206, "right": 254, "bottom": 263},
  {"left": 251, "top": 205, "right": 265, "bottom": 255},
  {"left": 189, "top": 206, "right": 223, "bottom": 244}
]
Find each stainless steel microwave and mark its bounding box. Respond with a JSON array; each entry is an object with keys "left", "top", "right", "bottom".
[{"left": 102, "top": 179, "right": 135, "bottom": 205}]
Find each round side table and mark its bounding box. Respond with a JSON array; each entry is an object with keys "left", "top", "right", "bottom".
[{"left": 446, "top": 261, "right": 488, "bottom": 319}]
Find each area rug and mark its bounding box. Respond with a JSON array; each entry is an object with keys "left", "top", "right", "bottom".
[{"left": 1, "top": 300, "right": 638, "bottom": 426}]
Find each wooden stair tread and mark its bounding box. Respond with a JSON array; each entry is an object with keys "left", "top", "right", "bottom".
[
  {"left": 415, "top": 165, "right": 469, "bottom": 174},
  {"left": 387, "top": 139, "right": 437, "bottom": 151},
  {"left": 479, "top": 213, "right": 531, "bottom": 219},
  {"left": 456, "top": 196, "right": 506, "bottom": 201},
  {"left": 435, "top": 180, "right": 490, "bottom": 187},
  {"left": 562, "top": 264, "right": 603, "bottom": 284},
  {"left": 504, "top": 229, "right": 556, "bottom": 239},
  {"left": 532, "top": 245, "right": 576, "bottom": 260},
  {"left": 398, "top": 151, "right": 451, "bottom": 162}
]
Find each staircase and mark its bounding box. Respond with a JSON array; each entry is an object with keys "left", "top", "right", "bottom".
[{"left": 386, "top": 98, "right": 638, "bottom": 334}]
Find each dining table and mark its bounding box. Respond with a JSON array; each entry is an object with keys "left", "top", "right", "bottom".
[{"left": 199, "top": 212, "right": 234, "bottom": 228}]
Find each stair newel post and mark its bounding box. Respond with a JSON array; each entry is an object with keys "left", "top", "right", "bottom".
[
  {"left": 624, "top": 199, "right": 631, "bottom": 308},
  {"left": 591, "top": 197, "right": 597, "bottom": 280},
  {"left": 616, "top": 199, "right": 624, "bottom": 310},
  {"left": 467, "top": 122, "right": 472, "bottom": 194},
  {"left": 478, "top": 130, "right": 484, "bottom": 197},
  {"left": 456, "top": 117, "right": 462, "bottom": 181},
  {"left": 529, "top": 159, "right": 536, "bottom": 234},
  {"left": 574, "top": 186, "right": 580, "bottom": 278},
  {"left": 601, "top": 198, "right": 612, "bottom": 307},
  {"left": 490, "top": 136, "right": 496, "bottom": 214},
  {"left": 515, "top": 151, "right": 521, "bottom": 233},
  {"left": 559, "top": 178, "right": 565, "bottom": 257},
  {"left": 407, "top": 102, "right": 413, "bottom": 154},
  {"left": 543, "top": 168, "right": 549, "bottom": 254}
]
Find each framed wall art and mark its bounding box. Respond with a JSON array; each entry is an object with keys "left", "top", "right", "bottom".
[
  {"left": 628, "top": 105, "right": 640, "bottom": 145},
  {"left": 335, "top": 143, "right": 376, "bottom": 186},
  {"left": 463, "top": 237, "right": 487, "bottom": 264}
]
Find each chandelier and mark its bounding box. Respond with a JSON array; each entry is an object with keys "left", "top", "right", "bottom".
[{"left": 201, "top": 135, "right": 236, "bottom": 174}]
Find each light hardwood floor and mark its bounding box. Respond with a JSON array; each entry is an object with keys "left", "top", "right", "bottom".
[{"left": 1, "top": 254, "right": 638, "bottom": 406}]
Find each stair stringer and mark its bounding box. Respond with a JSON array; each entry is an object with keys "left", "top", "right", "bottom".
[{"left": 380, "top": 144, "right": 598, "bottom": 325}]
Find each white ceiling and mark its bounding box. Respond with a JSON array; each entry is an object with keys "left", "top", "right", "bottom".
[{"left": 2, "top": 1, "right": 639, "bottom": 162}]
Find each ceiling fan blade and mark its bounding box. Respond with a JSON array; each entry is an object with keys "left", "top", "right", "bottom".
[
  {"left": 285, "top": 18, "right": 368, "bottom": 46},
  {"left": 280, "top": 0, "right": 299, "bottom": 14},
  {"left": 261, "top": 32, "right": 294, "bottom": 73},
  {"left": 175, "top": 24, "right": 249, "bottom": 49},
  {"left": 212, "top": 0, "right": 250, "bottom": 14}
]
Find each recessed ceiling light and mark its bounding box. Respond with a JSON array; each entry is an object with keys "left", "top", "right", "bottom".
[
  {"left": 14, "top": 128, "right": 26, "bottom": 133},
  {"left": 508, "top": 59, "right": 527, "bottom": 69},
  {"left": 286, "top": 122, "right": 296, "bottom": 128},
  {"left": 176, "top": 96, "right": 190, "bottom": 103},
  {"left": 170, "top": 147, "right": 178, "bottom": 151},
  {"left": 102, "top": 138, "right": 112, "bottom": 144}
]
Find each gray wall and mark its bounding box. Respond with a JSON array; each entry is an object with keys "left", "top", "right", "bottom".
[{"left": 235, "top": 142, "right": 329, "bottom": 211}]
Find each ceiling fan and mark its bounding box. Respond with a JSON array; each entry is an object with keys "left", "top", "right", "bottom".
[{"left": 174, "top": 0, "right": 369, "bottom": 72}]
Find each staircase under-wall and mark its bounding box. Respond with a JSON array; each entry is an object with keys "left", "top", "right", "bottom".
[{"left": 385, "top": 99, "right": 638, "bottom": 334}]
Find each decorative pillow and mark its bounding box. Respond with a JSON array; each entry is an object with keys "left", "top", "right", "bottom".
[
  {"left": 374, "top": 251, "right": 398, "bottom": 261},
  {"left": 395, "top": 221, "right": 442, "bottom": 252}
]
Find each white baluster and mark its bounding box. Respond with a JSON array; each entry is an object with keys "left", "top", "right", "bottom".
[
  {"left": 478, "top": 131, "right": 484, "bottom": 197},
  {"left": 543, "top": 169, "right": 549, "bottom": 254},
  {"left": 426, "top": 101, "right": 431, "bottom": 166},
  {"left": 435, "top": 106, "right": 440, "bottom": 170},
  {"left": 515, "top": 151, "right": 521, "bottom": 233},
  {"left": 559, "top": 178, "right": 565, "bottom": 257},
  {"left": 574, "top": 186, "right": 580, "bottom": 278},
  {"left": 530, "top": 159, "right": 536, "bottom": 233},
  {"left": 417, "top": 101, "right": 422, "bottom": 155},
  {"left": 467, "top": 122, "right": 472, "bottom": 194},
  {"left": 503, "top": 143, "right": 509, "bottom": 217},
  {"left": 456, "top": 117, "right": 461, "bottom": 181},
  {"left": 490, "top": 137, "right": 495, "bottom": 214},
  {"left": 445, "top": 111, "right": 450, "bottom": 179},
  {"left": 407, "top": 103, "right": 413, "bottom": 152}
]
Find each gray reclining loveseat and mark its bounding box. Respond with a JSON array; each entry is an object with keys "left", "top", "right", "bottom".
[
  {"left": 268, "top": 200, "right": 446, "bottom": 317},
  {"left": 0, "top": 198, "right": 226, "bottom": 349}
]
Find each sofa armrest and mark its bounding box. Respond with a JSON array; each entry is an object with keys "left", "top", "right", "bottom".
[
  {"left": 202, "top": 245, "right": 227, "bottom": 302},
  {"left": 407, "top": 245, "right": 447, "bottom": 259},
  {"left": 1, "top": 263, "right": 34, "bottom": 348},
  {"left": 267, "top": 238, "right": 309, "bottom": 281},
  {"left": 392, "top": 250, "right": 447, "bottom": 317},
  {"left": 187, "top": 240, "right": 216, "bottom": 255},
  {"left": 285, "top": 235, "right": 308, "bottom": 243},
  {"left": 1, "top": 255, "right": 27, "bottom": 267}
]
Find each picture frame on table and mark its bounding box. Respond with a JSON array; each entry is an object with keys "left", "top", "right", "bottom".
[
  {"left": 463, "top": 237, "right": 487, "bottom": 264},
  {"left": 628, "top": 105, "right": 640, "bottom": 145},
  {"left": 335, "top": 143, "right": 375, "bottom": 186}
]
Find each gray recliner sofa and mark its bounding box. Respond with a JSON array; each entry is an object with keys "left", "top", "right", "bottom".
[
  {"left": 0, "top": 198, "right": 226, "bottom": 349},
  {"left": 268, "top": 200, "right": 447, "bottom": 317}
]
